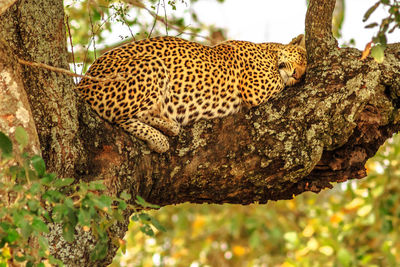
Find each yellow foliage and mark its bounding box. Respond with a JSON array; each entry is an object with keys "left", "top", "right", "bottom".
[
  {"left": 330, "top": 212, "right": 343, "bottom": 225},
  {"left": 232, "top": 245, "right": 248, "bottom": 257},
  {"left": 191, "top": 215, "right": 206, "bottom": 238},
  {"left": 302, "top": 224, "right": 315, "bottom": 238},
  {"left": 357, "top": 204, "right": 372, "bottom": 217},
  {"left": 1, "top": 244, "right": 11, "bottom": 259},
  {"left": 281, "top": 261, "right": 296, "bottom": 267},
  {"left": 344, "top": 197, "right": 364, "bottom": 211},
  {"left": 287, "top": 199, "right": 296, "bottom": 210},
  {"left": 319, "top": 246, "right": 334, "bottom": 256}
]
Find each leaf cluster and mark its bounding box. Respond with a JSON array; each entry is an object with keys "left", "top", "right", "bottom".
[
  {"left": 0, "top": 128, "right": 162, "bottom": 266},
  {"left": 364, "top": 0, "right": 400, "bottom": 45}
]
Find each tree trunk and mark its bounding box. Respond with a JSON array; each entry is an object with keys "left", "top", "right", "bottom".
[{"left": 1, "top": 0, "right": 400, "bottom": 265}]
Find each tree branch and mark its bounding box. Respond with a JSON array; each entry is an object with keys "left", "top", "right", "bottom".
[
  {"left": 305, "top": 0, "right": 337, "bottom": 71},
  {"left": 0, "top": 39, "right": 40, "bottom": 156},
  {"left": 0, "top": 0, "right": 17, "bottom": 16},
  {"left": 17, "top": 58, "right": 125, "bottom": 83}
]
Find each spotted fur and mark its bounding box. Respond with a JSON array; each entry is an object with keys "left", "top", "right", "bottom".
[{"left": 77, "top": 35, "right": 306, "bottom": 152}]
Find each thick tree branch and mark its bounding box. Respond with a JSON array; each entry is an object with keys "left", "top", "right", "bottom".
[
  {"left": 0, "top": 39, "right": 40, "bottom": 155},
  {"left": 0, "top": 0, "right": 81, "bottom": 178},
  {"left": 0, "top": 0, "right": 17, "bottom": 16},
  {"left": 305, "top": 0, "right": 337, "bottom": 72}
]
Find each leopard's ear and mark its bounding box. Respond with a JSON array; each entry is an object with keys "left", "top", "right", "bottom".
[{"left": 288, "top": 34, "right": 305, "bottom": 49}]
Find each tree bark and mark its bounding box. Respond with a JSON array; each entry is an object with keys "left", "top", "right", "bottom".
[{"left": 1, "top": 0, "right": 400, "bottom": 265}]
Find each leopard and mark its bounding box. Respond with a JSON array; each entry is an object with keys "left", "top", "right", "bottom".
[{"left": 77, "top": 34, "right": 307, "bottom": 153}]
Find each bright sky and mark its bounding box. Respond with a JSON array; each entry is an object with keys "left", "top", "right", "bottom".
[
  {"left": 189, "top": 0, "right": 400, "bottom": 49},
  {"left": 92, "top": 0, "right": 400, "bottom": 50}
]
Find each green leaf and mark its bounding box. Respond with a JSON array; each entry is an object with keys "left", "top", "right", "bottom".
[
  {"left": 0, "top": 131, "right": 12, "bottom": 158},
  {"left": 131, "top": 214, "right": 139, "bottom": 222},
  {"left": 5, "top": 228, "right": 19, "bottom": 243},
  {"left": 32, "top": 217, "right": 49, "bottom": 233},
  {"left": 363, "top": 2, "right": 380, "bottom": 22},
  {"left": 14, "top": 254, "right": 26, "bottom": 262},
  {"left": 38, "top": 235, "right": 49, "bottom": 249},
  {"left": 138, "top": 213, "right": 151, "bottom": 222},
  {"left": 48, "top": 256, "right": 64, "bottom": 266},
  {"left": 90, "top": 241, "right": 108, "bottom": 261},
  {"left": 382, "top": 219, "right": 393, "bottom": 233},
  {"left": 27, "top": 199, "right": 40, "bottom": 212},
  {"left": 31, "top": 155, "right": 46, "bottom": 177},
  {"left": 249, "top": 230, "right": 261, "bottom": 249},
  {"left": 15, "top": 126, "right": 28, "bottom": 150},
  {"left": 78, "top": 209, "right": 92, "bottom": 226},
  {"left": 88, "top": 181, "right": 106, "bottom": 191},
  {"left": 135, "top": 195, "right": 160, "bottom": 209},
  {"left": 42, "top": 190, "right": 64, "bottom": 203},
  {"left": 64, "top": 198, "right": 75, "bottom": 209},
  {"left": 150, "top": 217, "right": 166, "bottom": 232},
  {"left": 0, "top": 221, "right": 11, "bottom": 230},
  {"left": 62, "top": 222, "right": 75, "bottom": 242},
  {"left": 120, "top": 191, "right": 131, "bottom": 201},
  {"left": 365, "top": 22, "right": 379, "bottom": 28},
  {"left": 139, "top": 224, "right": 154, "bottom": 237},
  {"left": 92, "top": 10, "right": 101, "bottom": 21},
  {"left": 371, "top": 44, "right": 385, "bottom": 63},
  {"left": 337, "top": 248, "right": 352, "bottom": 267},
  {"left": 40, "top": 173, "right": 56, "bottom": 186},
  {"left": 93, "top": 195, "right": 112, "bottom": 211},
  {"left": 29, "top": 182, "right": 41, "bottom": 194},
  {"left": 53, "top": 178, "right": 75, "bottom": 188},
  {"left": 118, "top": 200, "right": 127, "bottom": 210},
  {"left": 51, "top": 204, "right": 65, "bottom": 222}
]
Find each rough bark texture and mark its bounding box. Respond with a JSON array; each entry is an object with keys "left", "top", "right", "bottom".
[
  {"left": 0, "top": 0, "right": 81, "bottom": 177},
  {"left": 1, "top": 0, "right": 400, "bottom": 266},
  {"left": 0, "top": 39, "right": 40, "bottom": 155}
]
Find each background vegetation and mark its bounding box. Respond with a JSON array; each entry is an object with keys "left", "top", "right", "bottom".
[{"left": 110, "top": 134, "right": 400, "bottom": 267}]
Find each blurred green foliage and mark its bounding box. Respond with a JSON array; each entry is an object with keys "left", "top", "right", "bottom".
[
  {"left": 0, "top": 128, "right": 133, "bottom": 265},
  {"left": 111, "top": 135, "right": 400, "bottom": 267}
]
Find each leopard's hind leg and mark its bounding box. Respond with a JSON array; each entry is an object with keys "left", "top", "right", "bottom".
[
  {"left": 136, "top": 112, "right": 180, "bottom": 136},
  {"left": 119, "top": 118, "right": 170, "bottom": 153}
]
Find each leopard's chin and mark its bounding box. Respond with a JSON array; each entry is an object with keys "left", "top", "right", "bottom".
[{"left": 279, "top": 69, "right": 289, "bottom": 84}]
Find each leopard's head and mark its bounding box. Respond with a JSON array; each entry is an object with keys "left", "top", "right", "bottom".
[{"left": 277, "top": 34, "right": 307, "bottom": 86}]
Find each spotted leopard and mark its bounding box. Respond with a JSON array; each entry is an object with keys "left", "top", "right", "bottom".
[{"left": 77, "top": 34, "right": 306, "bottom": 152}]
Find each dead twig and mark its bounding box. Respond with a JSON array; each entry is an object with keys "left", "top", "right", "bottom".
[
  {"left": 124, "top": 0, "right": 211, "bottom": 41},
  {"left": 148, "top": 0, "right": 161, "bottom": 38},
  {"left": 17, "top": 58, "right": 125, "bottom": 83}
]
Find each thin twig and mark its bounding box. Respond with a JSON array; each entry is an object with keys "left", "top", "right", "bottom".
[
  {"left": 81, "top": 8, "right": 122, "bottom": 73},
  {"left": 89, "top": 10, "right": 97, "bottom": 60},
  {"left": 148, "top": 0, "right": 161, "bottom": 38},
  {"left": 124, "top": 0, "right": 211, "bottom": 41},
  {"left": 17, "top": 58, "right": 125, "bottom": 83},
  {"left": 120, "top": 10, "right": 136, "bottom": 40},
  {"left": 162, "top": 0, "right": 168, "bottom": 35}
]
